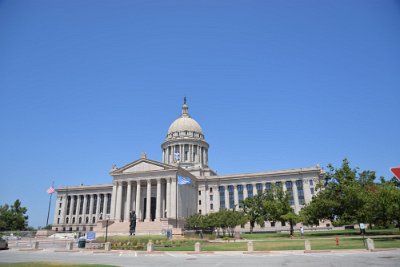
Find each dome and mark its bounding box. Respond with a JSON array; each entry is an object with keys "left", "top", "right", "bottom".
[
  {"left": 168, "top": 116, "right": 203, "bottom": 135},
  {"left": 166, "top": 97, "right": 204, "bottom": 139}
]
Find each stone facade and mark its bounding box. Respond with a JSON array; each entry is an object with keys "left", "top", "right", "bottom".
[{"left": 52, "top": 99, "right": 324, "bottom": 234}]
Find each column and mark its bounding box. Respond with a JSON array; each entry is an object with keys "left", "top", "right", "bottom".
[
  {"left": 131, "top": 183, "right": 137, "bottom": 214},
  {"left": 243, "top": 184, "right": 248, "bottom": 200},
  {"left": 170, "top": 177, "right": 177, "bottom": 219},
  {"left": 252, "top": 183, "right": 257, "bottom": 196},
  {"left": 166, "top": 178, "right": 171, "bottom": 218},
  {"left": 104, "top": 194, "right": 109, "bottom": 215},
  {"left": 76, "top": 195, "right": 82, "bottom": 216},
  {"left": 161, "top": 180, "right": 166, "bottom": 218},
  {"left": 135, "top": 181, "right": 141, "bottom": 220},
  {"left": 110, "top": 183, "right": 118, "bottom": 219},
  {"left": 224, "top": 186, "right": 229, "bottom": 209},
  {"left": 162, "top": 149, "right": 165, "bottom": 163},
  {"left": 115, "top": 182, "right": 123, "bottom": 221},
  {"left": 60, "top": 195, "right": 67, "bottom": 224},
  {"left": 145, "top": 180, "right": 152, "bottom": 222},
  {"left": 95, "top": 193, "right": 101, "bottom": 221},
  {"left": 88, "top": 195, "right": 93, "bottom": 223},
  {"left": 156, "top": 179, "right": 161, "bottom": 220},
  {"left": 82, "top": 194, "right": 88, "bottom": 217},
  {"left": 125, "top": 181, "right": 132, "bottom": 221},
  {"left": 214, "top": 186, "right": 220, "bottom": 211},
  {"left": 70, "top": 195, "right": 76, "bottom": 217},
  {"left": 234, "top": 185, "right": 239, "bottom": 208},
  {"left": 292, "top": 180, "right": 299, "bottom": 213}
]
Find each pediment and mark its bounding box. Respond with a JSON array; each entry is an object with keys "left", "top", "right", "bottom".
[{"left": 111, "top": 158, "right": 175, "bottom": 175}]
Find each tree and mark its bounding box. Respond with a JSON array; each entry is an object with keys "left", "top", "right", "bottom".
[
  {"left": 242, "top": 194, "right": 266, "bottom": 233},
  {"left": 263, "top": 185, "right": 299, "bottom": 236},
  {"left": 0, "top": 199, "right": 28, "bottom": 231}
]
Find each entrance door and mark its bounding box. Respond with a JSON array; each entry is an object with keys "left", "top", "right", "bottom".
[{"left": 143, "top": 197, "right": 157, "bottom": 221}]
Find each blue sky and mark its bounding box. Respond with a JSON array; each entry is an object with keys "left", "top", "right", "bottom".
[{"left": 0, "top": 0, "right": 399, "bottom": 228}]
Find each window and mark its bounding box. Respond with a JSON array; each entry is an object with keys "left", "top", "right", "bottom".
[
  {"left": 92, "top": 216, "right": 96, "bottom": 224},
  {"left": 73, "top": 196, "right": 77, "bottom": 215},
  {"left": 99, "top": 194, "right": 104, "bottom": 213},
  {"left": 57, "top": 218, "right": 60, "bottom": 224},
  {"left": 310, "top": 188, "right": 315, "bottom": 195},
  {"left": 92, "top": 195, "right": 97, "bottom": 214},
  {"left": 79, "top": 195, "right": 84, "bottom": 215},
  {"left": 281, "top": 221, "right": 286, "bottom": 227},
  {"left": 210, "top": 195, "right": 213, "bottom": 201},
  {"left": 199, "top": 190, "right": 201, "bottom": 196},
  {"left": 86, "top": 217, "right": 89, "bottom": 224},
  {"left": 285, "top": 181, "right": 294, "bottom": 205},
  {"left": 271, "top": 222, "right": 275, "bottom": 227},
  {"left": 210, "top": 187, "right": 213, "bottom": 193},
  {"left": 79, "top": 217, "right": 82, "bottom": 224},
  {"left": 107, "top": 193, "right": 111, "bottom": 214},
  {"left": 256, "top": 183, "right": 263, "bottom": 194},
  {"left": 309, "top": 179, "right": 314, "bottom": 186},
  {"left": 210, "top": 203, "right": 213, "bottom": 210},
  {"left": 86, "top": 196, "right": 90, "bottom": 214},
  {"left": 265, "top": 183, "right": 272, "bottom": 194},
  {"left": 59, "top": 203, "right": 62, "bottom": 208},
  {"left": 228, "top": 185, "right": 234, "bottom": 209},
  {"left": 199, "top": 200, "right": 201, "bottom": 205},
  {"left": 72, "top": 217, "right": 75, "bottom": 224},
  {"left": 66, "top": 217, "right": 69, "bottom": 224},
  {"left": 246, "top": 184, "right": 253, "bottom": 198},
  {"left": 237, "top": 185, "right": 244, "bottom": 208},
  {"left": 199, "top": 209, "right": 202, "bottom": 214},
  {"left": 275, "top": 181, "right": 282, "bottom": 188},
  {"left": 219, "top": 186, "right": 225, "bottom": 209},
  {"left": 296, "top": 180, "right": 305, "bottom": 205}
]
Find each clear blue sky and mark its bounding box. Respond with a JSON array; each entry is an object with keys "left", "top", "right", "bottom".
[{"left": 0, "top": 0, "right": 399, "bottom": 228}]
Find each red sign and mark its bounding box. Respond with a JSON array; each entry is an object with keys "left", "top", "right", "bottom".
[{"left": 390, "top": 167, "right": 400, "bottom": 181}]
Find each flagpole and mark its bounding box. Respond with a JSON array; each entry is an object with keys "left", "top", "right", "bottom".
[{"left": 46, "top": 181, "right": 54, "bottom": 226}]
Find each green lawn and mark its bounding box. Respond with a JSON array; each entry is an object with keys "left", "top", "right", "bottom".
[{"left": 0, "top": 263, "right": 118, "bottom": 267}]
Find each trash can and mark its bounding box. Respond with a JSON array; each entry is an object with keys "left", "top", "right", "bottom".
[{"left": 78, "top": 237, "right": 86, "bottom": 248}]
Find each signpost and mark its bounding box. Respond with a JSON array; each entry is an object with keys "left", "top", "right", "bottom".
[{"left": 390, "top": 167, "right": 400, "bottom": 182}]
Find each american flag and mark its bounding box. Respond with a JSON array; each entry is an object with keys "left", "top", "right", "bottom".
[{"left": 47, "top": 186, "right": 55, "bottom": 194}]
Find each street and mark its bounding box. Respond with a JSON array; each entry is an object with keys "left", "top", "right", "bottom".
[{"left": 0, "top": 248, "right": 399, "bottom": 267}]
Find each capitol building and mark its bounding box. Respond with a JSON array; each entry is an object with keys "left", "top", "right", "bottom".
[{"left": 53, "top": 99, "right": 324, "bottom": 234}]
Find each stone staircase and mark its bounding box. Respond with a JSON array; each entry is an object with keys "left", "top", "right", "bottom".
[{"left": 94, "top": 218, "right": 173, "bottom": 236}]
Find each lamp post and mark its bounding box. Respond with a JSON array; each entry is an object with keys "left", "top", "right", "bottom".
[{"left": 105, "top": 214, "right": 110, "bottom": 243}]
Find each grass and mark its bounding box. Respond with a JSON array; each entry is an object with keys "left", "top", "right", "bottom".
[
  {"left": 0, "top": 263, "right": 118, "bottom": 267},
  {"left": 88, "top": 228, "right": 400, "bottom": 252},
  {"left": 241, "top": 228, "right": 400, "bottom": 240}
]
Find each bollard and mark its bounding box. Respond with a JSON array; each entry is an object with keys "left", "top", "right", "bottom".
[
  {"left": 366, "top": 238, "right": 375, "bottom": 250},
  {"left": 104, "top": 242, "right": 111, "bottom": 251},
  {"left": 194, "top": 242, "right": 201, "bottom": 252},
  {"left": 66, "top": 242, "right": 73, "bottom": 250},
  {"left": 147, "top": 240, "right": 154, "bottom": 252},
  {"left": 304, "top": 239, "right": 311, "bottom": 251},
  {"left": 33, "top": 241, "right": 39, "bottom": 249},
  {"left": 336, "top": 236, "right": 339, "bottom": 246},
  {"left": 247, "top": 241, "right": 254, "bottom": 252}
]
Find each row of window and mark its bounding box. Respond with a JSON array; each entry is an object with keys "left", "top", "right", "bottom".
[
  {"left": 59, "top": 215, "right": 97, "bottom": 225},
  {"left": 64, "top": 193, "right": 111, "bottom": 216}
]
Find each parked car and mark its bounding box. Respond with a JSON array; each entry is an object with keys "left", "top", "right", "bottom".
[
  {"left": 2, "top": 234, "right": 21, "bottom": 240},
  {"left": 0, "top": 237, "right": 8, "bottom": 250}
]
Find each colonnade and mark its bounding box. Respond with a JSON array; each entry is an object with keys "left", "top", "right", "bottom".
[
  {"left": 214, "top": 179, "right": 307, "bottom": 212},
  {"left": 110, "top": 177, "right": 177, "bottom": 222},
  {"left": 162, "top": 144, "right": 208, "bottom": 166},
  {"left": 56, "top": 192, "right": 111, "bottom": 227}
]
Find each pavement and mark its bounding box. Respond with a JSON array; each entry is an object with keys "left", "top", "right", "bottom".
[{"left": 1, "top": 237, "right": 400, "bottom": 267}]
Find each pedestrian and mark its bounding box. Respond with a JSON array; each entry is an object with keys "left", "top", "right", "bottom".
[{"left": 300, "top": 227, "right": 304, "bottom": 239}]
